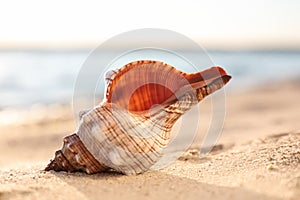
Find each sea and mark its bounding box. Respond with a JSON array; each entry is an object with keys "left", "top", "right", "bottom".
[{"left": 0, "top": 49, "right": 300, "bottom": 108}]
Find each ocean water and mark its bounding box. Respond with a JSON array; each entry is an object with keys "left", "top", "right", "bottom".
[{"left": 0, "top": 49, "right": 299, "bottom": 108}]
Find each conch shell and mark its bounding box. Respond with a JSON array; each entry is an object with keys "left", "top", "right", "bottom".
[{"left": 45, "top": 60, "right": 231, "bottom": 175}]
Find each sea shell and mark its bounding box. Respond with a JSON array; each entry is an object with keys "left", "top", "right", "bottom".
[{"left": 45, "top": 60, "right": 231, "bottom": 175}]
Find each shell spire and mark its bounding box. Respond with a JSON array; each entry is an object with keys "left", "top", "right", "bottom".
[{"left": 45, "top": 60, "right": 231, "bottom": 175}]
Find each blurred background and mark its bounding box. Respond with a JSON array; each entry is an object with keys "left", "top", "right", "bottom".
[
  {"left": 0, "top": 0, "right": 300, "bottom": 166},
  {"left": 1, "top": 0, "right": 299, "bottom": 108}
]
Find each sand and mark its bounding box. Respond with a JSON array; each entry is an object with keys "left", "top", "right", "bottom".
[{"left": 0, "top": 79, "right": 300, "bottom": 200}]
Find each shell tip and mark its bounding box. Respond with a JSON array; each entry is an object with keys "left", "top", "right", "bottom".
[
  {"left": 45, "top": 159, "right": 57, "bottom": 171},
  {"left": 44, "top": 150, "right": 75, "bottom": 172}
]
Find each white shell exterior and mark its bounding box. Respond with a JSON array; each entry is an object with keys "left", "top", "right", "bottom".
[{"left": 77, "top": 92, "right": 198, "bottom": 175}]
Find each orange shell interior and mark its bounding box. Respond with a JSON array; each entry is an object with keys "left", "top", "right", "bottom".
[{"left": 105, "top": 60, "right": 227, "bottom": 112}]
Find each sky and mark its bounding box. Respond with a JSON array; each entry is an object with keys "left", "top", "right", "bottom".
[{"left": 0, "top": 0, "right": 299, "bottom": 50}]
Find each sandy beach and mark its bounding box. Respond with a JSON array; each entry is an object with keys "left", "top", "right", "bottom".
[{"left": 0, "top": 79, "right": 300, "bottom": 200}]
